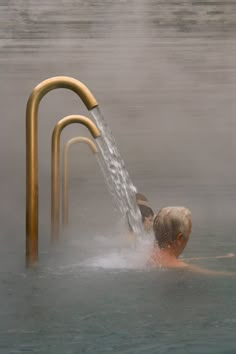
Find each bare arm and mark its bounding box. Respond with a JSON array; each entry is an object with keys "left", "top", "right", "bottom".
[
  {"left": 184, "top": 253, "right": 236, "bottom": 262},
  {"left": 162, "top": 258, "right": 236, "bottom": 276},
  {"left": 149, "top": 249, "right": 236, "bottom": 276},
  {"left": 186, "top": 263, "right": 236, "bottom": 276},
  {"left": 175, "top": 260, "right": 236, "bottom": 276}
]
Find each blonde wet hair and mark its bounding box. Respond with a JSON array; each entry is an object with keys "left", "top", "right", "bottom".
[{"left": 153, "top": 207, "right": 192, "bottom": 248}]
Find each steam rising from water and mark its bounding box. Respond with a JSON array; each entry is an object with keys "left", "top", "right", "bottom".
[
  {"left": 83, "top": 250, "right": 148, "bottom": 270},
  {"left": 84, "top": 239, "right": 152, "bottom": 269},
  {"left": 1, "top": 0, "right": 236, "bottom": 268},
  {"left": 59, "top": 234, "right": 153, "bottom": 271}
]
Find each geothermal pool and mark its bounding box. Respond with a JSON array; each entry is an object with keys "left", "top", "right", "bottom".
[
  {"left": 1, "top": 239, "right": 236, "bottom": 353},
  {"left": 1, "top": 184, "right": 236, "bottom": 353},
  {"left": 1, "top": 0, "right": 236, "bottom": 353}
]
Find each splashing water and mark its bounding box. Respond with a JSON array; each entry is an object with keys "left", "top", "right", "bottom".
[{"left": 90, "top": 107, "right": 144, "bottom": 236}]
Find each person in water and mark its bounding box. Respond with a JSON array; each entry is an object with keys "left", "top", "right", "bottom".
[
  {"left": 138, "top": 204, "right": 154, "bottom": 233},
  {"left": 136, "top": 192, "right": 150, "bottom": 207},
  {"left": 136, "top": 192, "right": 155, "bottom": 232},
  {"left": 126, "top": 193, "right": 154, "bottom": 243},
  {"left": 150, "top": 206, "right": 236, "bottom": 275},
  {"left": 127, "top": 204, "right": 154, "bottom": 243}
]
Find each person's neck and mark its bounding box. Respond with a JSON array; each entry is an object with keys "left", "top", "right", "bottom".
[
  {"left": 159, "top": 247, "right": 177, "bottom": 259},
  {"left": 156, "top": 247, "right": 180, "bottom": 268}
]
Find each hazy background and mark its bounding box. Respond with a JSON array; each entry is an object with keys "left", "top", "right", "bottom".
[
  {"left": 1, "top": 0, "right": 236, "bottom": 266},
  {"left": 1, "top": 2, "right": 236, "bottom": 353}
]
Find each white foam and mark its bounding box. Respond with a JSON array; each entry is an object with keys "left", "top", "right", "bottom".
[{"left": 82, "top": 238, "right": 152, "bottom": 270}]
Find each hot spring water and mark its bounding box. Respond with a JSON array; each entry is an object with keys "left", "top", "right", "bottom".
[{"left": 2, "top": 1, "right": 236, "bottom": 353}]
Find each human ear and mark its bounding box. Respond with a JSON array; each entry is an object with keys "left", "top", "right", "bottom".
[{"left": 176, "top": 232, "right": 183, "bottom": 242}]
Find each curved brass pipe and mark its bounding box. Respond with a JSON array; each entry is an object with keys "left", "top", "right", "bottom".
[
  {"left": 62, "top": 137, "right": 98, "bottom": 227},
  {"left": 26, "top": 76, "right": 98, "bottom": 267},
  {"left": 51, "top": 116, "right": 101, "bottom": 243}
]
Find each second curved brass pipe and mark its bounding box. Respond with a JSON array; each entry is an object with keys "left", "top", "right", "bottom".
[
  {"left": 62, "top": 137, "right": 98, "bottom": 227},
  {"left": 51, "top": 115, "right": 101, "bottom": 242}
]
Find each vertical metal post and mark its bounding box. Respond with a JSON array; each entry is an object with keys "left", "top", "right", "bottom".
[
  {"left": 62, "top": 137, "right": 98, "bottom": 227},
  {"left": 26, "top": 76, "right": 98, "bottom": 266},
  {"left": 51, "top": 116, "right": 100, "bottom": 243}
]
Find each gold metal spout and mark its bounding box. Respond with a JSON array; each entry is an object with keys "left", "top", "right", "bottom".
[
  {"left": 51, "top": 115, "right": 101, "bottom": 243},
  {"left": 26, "top": 76, "right": 98, "bottom": 267},
  {"left": 62, "top": 137, "right": 98, "bottom": 228}
]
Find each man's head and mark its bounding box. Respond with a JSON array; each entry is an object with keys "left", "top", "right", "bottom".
[
  {"left": 138, "top": 204, "right": 154, "bottom": 232},
  {"left": 153, "top": 207, "right": 192, "bottom": 256}
]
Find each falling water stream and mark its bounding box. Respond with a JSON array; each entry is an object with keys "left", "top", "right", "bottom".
[
  {"left": 91, "top": 107, "right": 144, "bottom": 236},
  {"left": 94, "top": 149, "right": 121, "bottom": 213}
]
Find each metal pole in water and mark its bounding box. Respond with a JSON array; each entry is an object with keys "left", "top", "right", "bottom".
[
  {"left": 26, "top": 76, "right": 99, "bottom": 267},
  {"left": 51, "top": 116, "right": 100, "bottom": 244},
  {"left": 62, "top": 137, "right": 98, "bottom": 228}
]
